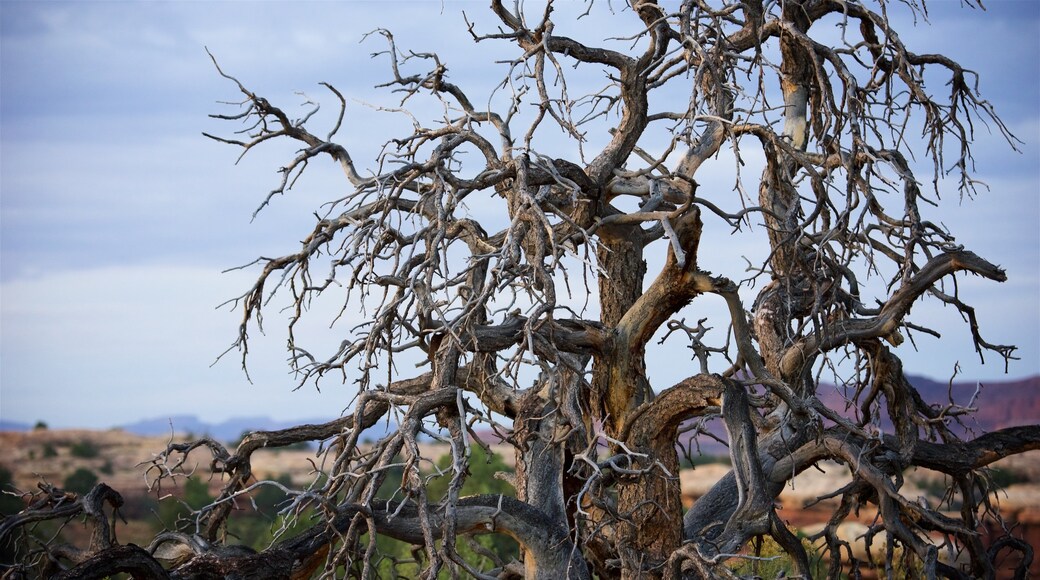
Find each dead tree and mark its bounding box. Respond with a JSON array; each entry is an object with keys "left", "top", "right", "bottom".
[{"left": 3, "top": 1, "right": 1038, "bottom": 578}]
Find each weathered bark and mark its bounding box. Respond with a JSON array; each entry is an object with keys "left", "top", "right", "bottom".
[
  {"left": 52, "top": 545, "right": 171, "bottom": 580},
  {"left": 618, "top": 375, "right": 723, "bottom": 577},
  {"left": 594, "top": 205, "right": 708, "bottom": 577},
  {"left": 513, "top": 355, "right": 590, "bottom": 577},
  {"left": 593, "top": 226, "right": 649, "bottom": 428}
]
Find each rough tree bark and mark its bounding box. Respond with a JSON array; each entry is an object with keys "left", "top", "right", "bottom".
[{"left": 2, "top": 1, "right": 1037, "bottom": 579}]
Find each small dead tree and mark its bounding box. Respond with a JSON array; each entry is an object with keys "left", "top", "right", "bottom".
[{"left": 3, "top": 1, "right": 1038, "bottom": 579}]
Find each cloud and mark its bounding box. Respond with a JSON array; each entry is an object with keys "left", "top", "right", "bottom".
[
  {"left": 0, "top": 264, "right": 360, "bottom": 428},
  {"left": 1, "top": 1, "right": 1037, "bottom": 430}
]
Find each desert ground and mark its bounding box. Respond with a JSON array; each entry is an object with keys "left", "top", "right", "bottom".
[{"left": 2, "top": 427, "right": 1037, "bottom": 576}]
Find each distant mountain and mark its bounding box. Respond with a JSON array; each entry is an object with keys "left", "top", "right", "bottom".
[
  {"left": 815, "top": 374, "right": 1039, "bottom": 434},
  {"left": 0, "top": 413, "right": 398, "bottom": 441},
  {"left": 680, "top": 374, "right": 1039, "bottom": 457},
  {"left": 0, "top": 420, "right": 32, "bottom": 432},
  {"left": 907, "top": 375, "right": 1040, "bottom": 431},
  {"left": 116, "top": 414, "right": 400, "bottom": 443},
  {"left": 119, "top": 415, "right": 335, "bottom": 442}
]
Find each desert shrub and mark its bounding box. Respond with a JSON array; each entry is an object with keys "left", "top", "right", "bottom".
[
  {"left": 0, "top": 468, "right": 22, "bottom": 563},
  {"left": 988, "top": 467, "right": 1027, "bottom": 489},
  {"left": 69, "top": 441, "right": 99, "bottom": 458},
  {"left": 681, "top": 454, "right": 732, "bottom": 468},
  {"left": 63, "top": 468, "right": 98, "bottom": 495},
  {"left": 156, "top": 476, "right": 213, "bottom": 532},
  {"left": 728, "top": 535, "right": 827, "bottom": 578},
  {"left": 0, "top": 468, "right": 24, "bottom": 516}
]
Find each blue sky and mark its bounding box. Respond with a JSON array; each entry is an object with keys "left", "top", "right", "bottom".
[{"left": 1, "top": 1, "right": 1038, "bottom": 429}]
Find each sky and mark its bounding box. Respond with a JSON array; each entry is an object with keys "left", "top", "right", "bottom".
[{"left": 1, "top": 1, "right": 1038, "bottom": 429}]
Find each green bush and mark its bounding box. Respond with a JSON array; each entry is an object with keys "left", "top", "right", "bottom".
[
  {"left": 0, "top": 468, "right": 24, "bottom": 516},
  {"left": 42, "top": 443, "right": 58, "bottom": 458},
  {"left": 681, "top": 453, "right": 732, "bottom": 468},
  {"left": 426, "top": 445, "right": 515, "bottom": 499},
  {"left": 988, "top": 467, "right": 1027, "bottom": 489},
  {"left": 219, "top": 474, "right": 312, "bottom": 550},
  {"left": 374, "top": 445, "right": 518, "bottom": 576},
  {"left": 63, "top": 468, "right": 98, "bottom": 495},
  {"left": 0, "top": 468, "right": 22, "bottom": 563},
  {"left": 156, "top": 476, "right": 213, "bottom": 532},
  {"left": 728, "top": 535, "right": 827, "bottom": 578},
  {"left": 250, "top": 474, "right": 294, "bottom": 515},
  {"left": 70, "top": 441, "right": 100, "bottom": 458}
]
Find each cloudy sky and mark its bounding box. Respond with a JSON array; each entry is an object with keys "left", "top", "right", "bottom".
[{"left": 2, "top": 1, "right": 1038, "bottom": 429}]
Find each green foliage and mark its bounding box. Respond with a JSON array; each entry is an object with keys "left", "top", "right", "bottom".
[
  {"left": 184, "top": 477, "right": 213, "bottom": 508},
  {"left": 69, "top": 440, "right": 100, "bottom": 458},
  {"left": 281, "top": 440, "right": 315, "bottom": 451},
  {"left": 374, "top": 464, "right": 405, "bottom": 501},
  {"left": 120, "top": 494, "right": 158, "bottom": 521},
  {"left": 915, "top": 476, "right": 949, "bottom": 500},
  {"left": 680, "top": 454, "right": 732, "bottom": 469},
  {"left": 251, "top": 474, "right": 294, "bottom": 514},
  {"left": 182, "top": 473, "right": 316, "bottom": 551},
  {"left": 727, "top": 535, "right": 827, "bottom": 578},
  {"left": 0, "top": 467, "right": 20, "bottom": 563},
  {"left": 156, "top": 476, "right": 213, "bottom": 532},
  {"left": 42, "top": 443, "right": 58, "bottom": 458},
  {"left": 227, "top": 508, "right": 314, "bottom": 551},
  {"left": 146, "top": 450, "right": 520, "bottom": 573},
  {"left": 988, "top": 467, "right": 1027, "bottom": 489},
  {"left": 99, "top": 461, "right": 114, "bottom": 475},
  {"left": 63, "top": 468, "right": 98, "bottom": 495},
  {"left": 32, "top": 421, "right": 47, "bottom": 431},
  {"left": 0, "top": 468, "right": 24, "bottom": 516},
  {"left": 426, "top": 444, "right": 515, "bottom": 499},
  {"left": 371, "top": 445, "right": 519, "bottom": 577}
]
